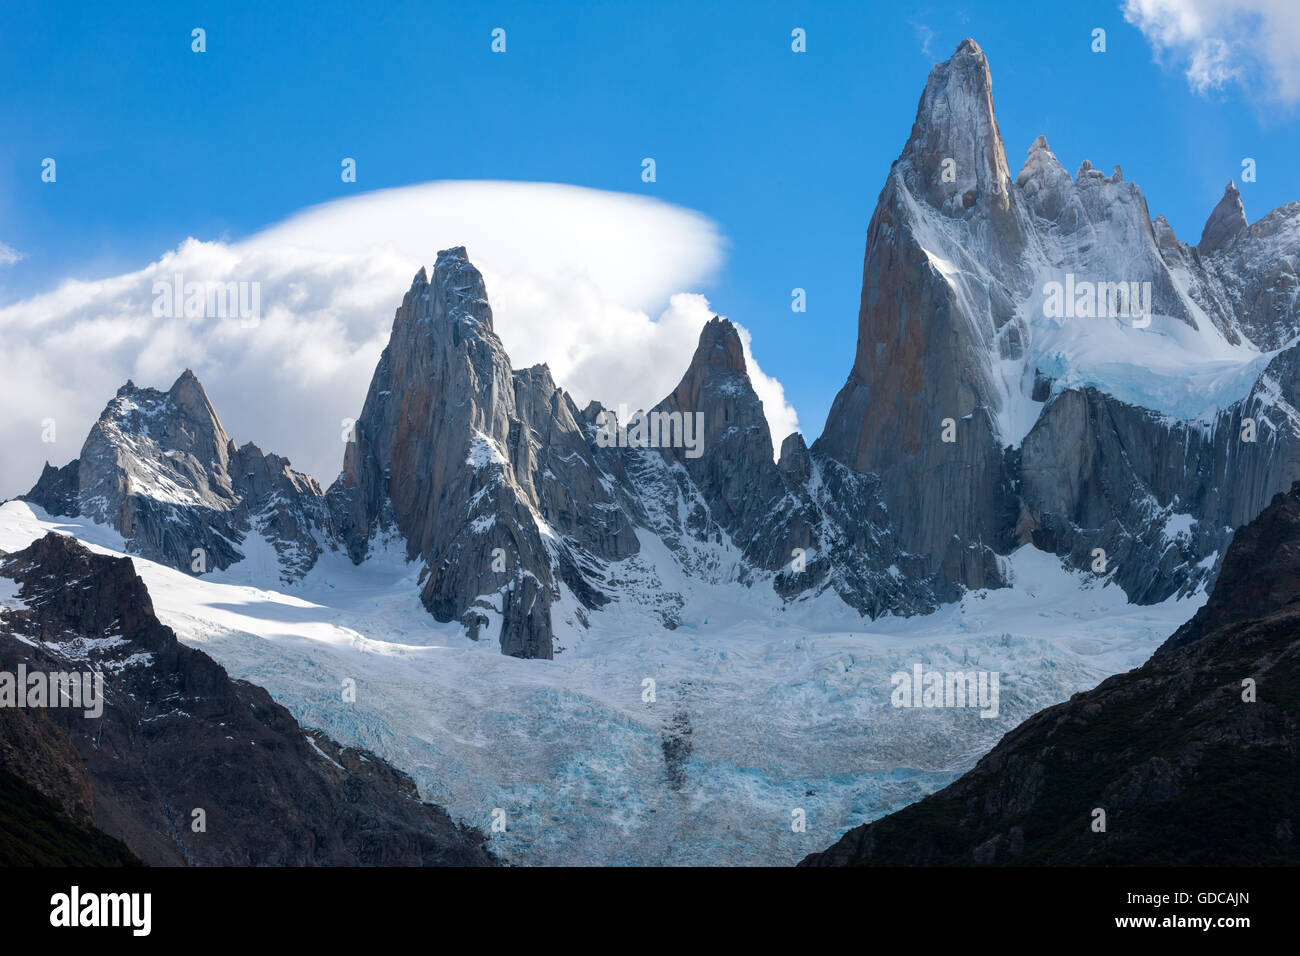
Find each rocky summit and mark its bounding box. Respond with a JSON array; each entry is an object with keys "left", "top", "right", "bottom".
[
  {"left": 815, "top": 37, "right": 1300, "bottom": 606},
  {"left": 24, "top": 370, "right": 328, "bottom": 584}
]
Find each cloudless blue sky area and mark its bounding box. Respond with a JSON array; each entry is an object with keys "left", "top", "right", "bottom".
[{"left": 2, "top": 0, "right": 1297, "bottom": 439}]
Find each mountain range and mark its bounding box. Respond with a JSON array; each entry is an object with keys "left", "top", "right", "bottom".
[
  {"left": 23, "top": 39, "right": 1300, "bottom": 665},
  {"left": 5, "top": 37, "right": 1300, "bottom": 866}
]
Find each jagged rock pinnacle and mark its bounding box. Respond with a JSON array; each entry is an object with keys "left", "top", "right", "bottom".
[
  {"left": 1198, "top": 180, "right": 1248, "bottom": 255},
  {"left": 901, "top": 36, "right": 1011, "bottom": 218}
]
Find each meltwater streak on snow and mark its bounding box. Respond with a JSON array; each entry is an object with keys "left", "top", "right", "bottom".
[{"left": 0, "top": 500, "right": 1205, "bottom": 865}]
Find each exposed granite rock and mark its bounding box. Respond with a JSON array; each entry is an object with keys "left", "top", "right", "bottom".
[
  {"left": 653, "top": 317, "right": 787, "bottom": 562},
  {"left": 1198, "top": 180, "right": 1248, "bottom": 255},
  {"left": 1198, "top": 198, "right": 1300, "bottom": 349},
  {"left": 1020, "top": 335, "right": 1300, "bottom": 602},
  {"left": 22, "top": 371, "right": 328, "bottom": 583},
  {"left": 817, "top": 38, "right": 1300, "bottom": 607},
  {"left": 327, "top": 247, "right": 638, "bottom": 659},
  {"left": 814, "top": 39, "right": 1023, "bottom": 593}
]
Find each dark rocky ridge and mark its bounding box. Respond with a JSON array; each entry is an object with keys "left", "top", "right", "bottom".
[
  {"left": 0, "top": 691, "right": 141, "bottom": 865},
  {"left": 801, "top": 481, "right": 1300, "bottom": 866},
  {"left": 0, "top": 532, "right": 496, "bottom": 865},
  {"left": 0, "top": 768, "right": 141, "bottom": 866}
]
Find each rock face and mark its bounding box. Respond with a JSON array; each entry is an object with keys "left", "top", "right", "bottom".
[
  {"left": 23, "top": 371, "right": 328, "bottom": 583},
  {"left": 0, "top": 768, "right": 140, "bottom": 866},
  {"left": 817, "top": 37, "right": 1300, "bottom": 605},
  {"left": 1198, "top": 180, "right": 1248, "bottom": 255},
  {"left": 327, "top": 248, "right": 639, "bottom": 659},
  {"left": 653, "top": 317, "right": 787, "bottom": 559},
  {"left": 814, "top": 38, "right": 1020, "bottom": 593},
  {"left": 0, "top": 532, "right": 496, "bottom": 866},
  {"left": 1198, "top": 196, "right": 1300, "bottom": 350},
  {"left": 800, "top": 481, "right": 1300, "bottom": 867},
  {"left": 0, "top": 678, "right": 140, "bottom": 865}
]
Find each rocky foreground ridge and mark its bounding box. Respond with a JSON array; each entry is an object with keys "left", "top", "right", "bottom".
[
  {"left": 801, "top": 479, "right": 1300, "bottom": 866},
  {"left": 0, "top": 532, "right": 496, "bottom": 865}
]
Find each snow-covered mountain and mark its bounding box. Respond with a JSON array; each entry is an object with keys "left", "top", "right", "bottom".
[
  {"left": 24, "top": 247, "right": 947, "bottom": 658},
  {"left": 25, "top": 370, "right": 329, "bottom": 584},
  {"left": 816, "top": 37, "right": 1300, "bottom": 606},
  {"left": 25, "top": 40, "right": 1300, "bottom": 663},
  {"left": 7, "top": 36, "right": 1300, "bottom": 865}
]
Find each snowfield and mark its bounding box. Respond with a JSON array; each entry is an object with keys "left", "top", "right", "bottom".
[{"left": 0, "top": 499, "right": 1205, "bottom": 865}]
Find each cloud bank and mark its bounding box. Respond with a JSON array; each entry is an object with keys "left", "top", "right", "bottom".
[
  {"left": 1124, "top": 0, "right": 1300, "bottom": 106},
  {"left": 0, "top": 181, "right": 800, "bottom": 498}
]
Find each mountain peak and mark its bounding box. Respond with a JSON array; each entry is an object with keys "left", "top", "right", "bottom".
[
  {"left": 901, "top": 35, "right": 1011, "bottom": 217},
  {"left": 433, "top": 246, "right": 492, "bottom": 330},
  {"left": 1015, "top": 135, "right": 1073, "bottom": 220},
  {"left": 394, "top": 247, "right": 494, "bottom": 333},
  {"left": 658, "top": 316, "right": 760, "bottom": 422},
  {"left": 653, "top": 316, "right": 755, "bottom": 441},
  {"left": 165, "top": 367, "right": 224, "bottom": 434},
  {"left": 169, "top": 366, "right": 203, "bottom": 394},
  {"left": 1198, "top": 180, "right": 1248, "bottom": 255},
  {"left": 692, "top": 315, "right": 747, "bottom": 375}
]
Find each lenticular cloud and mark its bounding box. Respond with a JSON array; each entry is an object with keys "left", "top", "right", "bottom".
[{"left": 0, "top": 180, "right": 800, "bottom": 498}]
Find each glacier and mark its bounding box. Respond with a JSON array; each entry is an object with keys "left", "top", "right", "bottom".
[{"left": 0, "top": 498, "right": 1205, "bottom": 865}]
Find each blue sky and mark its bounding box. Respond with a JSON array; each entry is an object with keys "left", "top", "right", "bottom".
[{"left": 2, "top": 0, "right": 1298, "bottom": 460}]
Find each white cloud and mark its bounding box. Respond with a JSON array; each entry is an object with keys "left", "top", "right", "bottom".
[
  {"left": 733, "top": 321, "right": 801, "bottom": 450},
  {"left": 0, "top": 181, "right": 800, "bottom": 498},
  {"left": 0, "top": 241, "right": 21, "bottom": 266},
  {"left": 1124, "top": 0, "right": 1300, "bottom": 105},
  {"left": 911, "top": 21, "right": 936, "bottom": 60}
]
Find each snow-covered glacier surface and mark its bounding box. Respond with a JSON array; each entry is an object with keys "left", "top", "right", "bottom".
[{"left": 0, "top": 500, "right": 1205, "bottom": 865}]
